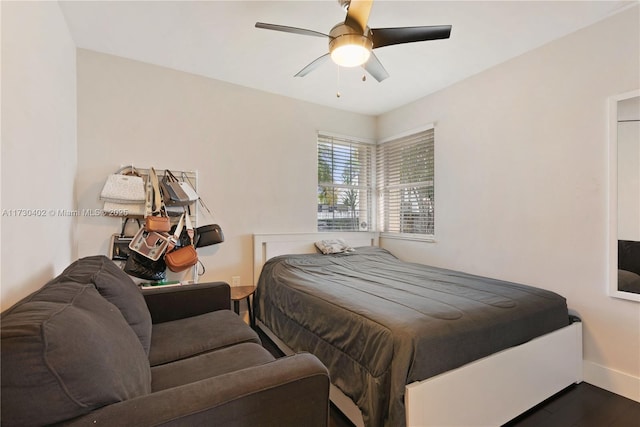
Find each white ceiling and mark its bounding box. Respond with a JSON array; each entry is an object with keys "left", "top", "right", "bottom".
[{"left": 58, "top": 0, "right": 634, "bottom": 116}]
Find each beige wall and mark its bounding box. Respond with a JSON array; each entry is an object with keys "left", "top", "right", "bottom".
[
  {"left": 75, "top": 49, "right": 376, "bottom": 286},
  {"left": 1, "top": 1, "right": 78, "bottom": 310},
  {"left": 378, "top": 6, "right": 640, "bottom": 401}
]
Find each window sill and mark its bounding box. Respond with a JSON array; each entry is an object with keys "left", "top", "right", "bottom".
[{"left": 379, "top": 232, "right": 436, "bottom": 243}]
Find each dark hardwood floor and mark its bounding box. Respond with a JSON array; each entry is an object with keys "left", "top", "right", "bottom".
[
  {"left": 328, "top": 382, "right": 640, "bottom": 427},
  {"left": 257, "top": 329, "right": 640, "bottom": 427},
  {"left": 503, "top": 383, "right": 640, "bottom": 427}
]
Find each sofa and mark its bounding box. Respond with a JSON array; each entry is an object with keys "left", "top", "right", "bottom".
[{"left": 1, "top": 255, "right": 330, "bottom": 426}]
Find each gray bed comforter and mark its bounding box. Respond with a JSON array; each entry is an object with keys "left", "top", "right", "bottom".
[{"left": 256, "top": 247, "right": 570, "bottom": 427}]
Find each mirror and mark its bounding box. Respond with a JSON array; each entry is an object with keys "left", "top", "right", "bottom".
[{"left": 609, "top": 90, "right": 640, "bottom": 301}]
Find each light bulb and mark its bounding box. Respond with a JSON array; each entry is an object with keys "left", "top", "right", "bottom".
[
  {"left": 330, "top": 43, "right": 371, "bottom": 67},
  {"left": 328, "top": 27, "right": 373, "bottom": 68}
]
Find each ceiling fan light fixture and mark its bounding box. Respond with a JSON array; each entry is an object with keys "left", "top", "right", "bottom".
[
  {"left": 256, "top": 0, "right": 452, "bottom": 82},
  {"left": 329, "top": 33, "right": 373, "bottom": 67}
]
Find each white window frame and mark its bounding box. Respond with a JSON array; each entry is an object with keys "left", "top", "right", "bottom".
[
  {"left": 317, "top": 132, "right": 375, "bottom": 232},
  {"left": 377, "top": 124, "right": 436, "bottom": 242}
]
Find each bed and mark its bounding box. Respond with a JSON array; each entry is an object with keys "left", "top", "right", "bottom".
[{"left": 253, "top": 232, "right": 583, "bottom": 427}]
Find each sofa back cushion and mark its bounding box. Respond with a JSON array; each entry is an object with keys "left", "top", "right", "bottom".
[
  {"left": 1, "top": 281, "right": 152, "bottom": 426},
  {"left": 57, "top": 255, "right": 152, "bottom": 354}
]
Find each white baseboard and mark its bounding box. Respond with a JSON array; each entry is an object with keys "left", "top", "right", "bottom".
[{"left": 583, "top": 360, "right": 640, "bottom": 402}]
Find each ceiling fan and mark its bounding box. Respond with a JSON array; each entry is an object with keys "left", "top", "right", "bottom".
[{"left": 255, "top": 0, "right": 451, "bottom": 82}]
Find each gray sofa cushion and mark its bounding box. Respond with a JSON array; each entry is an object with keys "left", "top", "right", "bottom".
[
  {"left": 151, "top": 342, "right": 275, "bottom": 391},
  {"left": 149, "top": 309, "right": 260, "bottom": 366},
  {"left": 57, "top": 255, "right": 152, "bottom": 354},
  {"left": 0, "top": 281, "right": 152, "bottom": 427}
]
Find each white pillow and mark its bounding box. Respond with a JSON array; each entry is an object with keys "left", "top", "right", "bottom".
[{"left": 314, "top": 238, "right": 355, "bottom": 255}]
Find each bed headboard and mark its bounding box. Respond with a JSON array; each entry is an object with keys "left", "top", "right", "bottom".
[{"left": 252, "top": 232, "right": 379, "bottom": 284}]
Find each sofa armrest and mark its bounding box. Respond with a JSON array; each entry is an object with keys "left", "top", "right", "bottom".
[
  {"left": 142, "top": 281, "right": 230, "bottom": 324},
  {"left": 59, "top": 353, "right": 330, "bottom": 427}
]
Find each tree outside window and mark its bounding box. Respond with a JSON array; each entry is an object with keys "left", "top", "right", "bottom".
[{"left": 317, "top": 135, "right": 372, "bottom": 232}]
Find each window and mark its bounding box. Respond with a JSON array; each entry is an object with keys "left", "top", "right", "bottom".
[
  {"left": 377, "top": 128, "right": 435, "bottom": 237},
  {"left": 317, "top": 133, "right": 373, "bottom": 231}
]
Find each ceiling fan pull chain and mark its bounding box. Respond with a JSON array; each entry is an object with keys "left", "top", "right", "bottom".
[{"left": 336, "top": 66, "right": 341, "bottom": 98}]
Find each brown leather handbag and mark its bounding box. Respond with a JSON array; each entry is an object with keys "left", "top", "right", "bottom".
[
  {"left": 145, "top": 215, "right": 170, "bottom": 233},
  {"left": 164, "top": 213, "right": 198, "bottom": 272},
  {"left": 165, "top": 245, "right": 198, "bottom": 272}
]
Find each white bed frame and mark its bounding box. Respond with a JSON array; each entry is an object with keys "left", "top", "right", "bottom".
[{"left": 253, "top": 232, "right": 583, "bottom": 427}]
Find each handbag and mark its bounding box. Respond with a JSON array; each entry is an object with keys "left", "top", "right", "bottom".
[
  {"left": 129, "top": 227, "right": 171, "bottom": 261},
  {"left": 165, "top": 245, "right": 198, "bottom": 272},
  {"left": 145, "top": 215, "right": 171, "bottom": 233},
  {"left": 100, "top": 166, "right": 146, "bottom": 204},
  {"left": 165, "top": 214, "right": 198, "bottom": 272},
  {"left": 124, "top": 252, "right": 167, "bottom": 281},
  {"left": 103, "top": 201, "right": 145, "bottom": 217},
  {"left": 195, "top": 223, "right": 224, "bottom": 247},
  {"left": 109, "top": 218, "right": 141, "bottom": 260},
  {"left": 169, "top": 218, "right": 200, "bottom": 248},
  {"left": 110, "top": 235, "right": 132, "bottom": 260},
  {"left": 179, "top": 172, "right": 200, "bottom": 202},
  {"left": 145, "top": 167, "right": 171, "bottom": 232},
  {"left": 165, "top": 205, "right": 187, "bottom": 217},
  {"left": 161, "top": 170, "right": 191, "bottom": 206}
]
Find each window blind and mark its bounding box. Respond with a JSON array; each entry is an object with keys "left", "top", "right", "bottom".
[
  {"left": 317, "top": 134, "right": 373, "bottom": 231},
  {"left": 377, "top": 128, "right": 434, "bottom": 236}
]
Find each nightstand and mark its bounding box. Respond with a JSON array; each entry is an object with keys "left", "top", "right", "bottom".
[{"left": 230, "top": 285, "right": 256, "bottom": 328}]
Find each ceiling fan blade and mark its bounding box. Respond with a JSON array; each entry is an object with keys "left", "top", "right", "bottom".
[
  {"left": 295, "top": 53, "right": 331, "bottom": 77},
  {"left": 255, "top": 22, "right": 329, "bottom": 38},
  {"left": 344, "top": 0, "right": 373, "bottom": 33},
  {"left": 371, "top": 25, "right": 451, "bottom": 49},
  {"left": 363, "top": 52, "right": 389, "bottom": 82}
]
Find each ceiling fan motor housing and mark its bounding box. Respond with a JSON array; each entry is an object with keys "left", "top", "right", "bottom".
[{"left": 329, "top": 23, "right": 373, "bottom": 67}]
